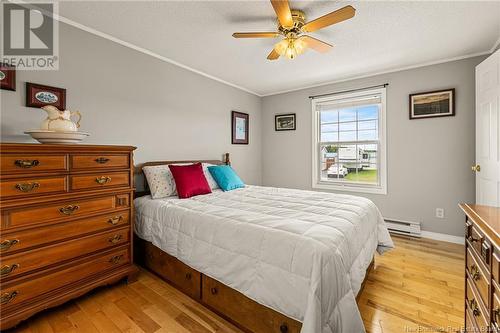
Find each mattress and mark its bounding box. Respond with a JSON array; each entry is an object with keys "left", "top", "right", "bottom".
[{"left": 134, "top": 185, "right": 393, "bottom": 333}]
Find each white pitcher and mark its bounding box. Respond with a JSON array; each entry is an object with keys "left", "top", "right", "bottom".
[{"left": 40, "top": 105, "right": 81, "bottom": 132}]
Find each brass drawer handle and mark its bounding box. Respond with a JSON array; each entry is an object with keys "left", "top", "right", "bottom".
[
  {"left": 14, "top": 159, "right": 39, "bottom": 168},
  {"left": 109, "top": 255, "right": 123, "bottom": 264},
  {"left": 107, "top": 216, "right": 123, "bottom": 225},
  {"left": 15, "top": 182, "right": 40, "bottom": 192},
  {"left": 210, "top": 287, "right": 218, "bottom": 295},
  {"left": 470, "top": 265, "right": 480, "bottom": 281},
  {"left": 280, "top": 323, "right": 289, "bottom": 333},
  {"left": 185, "top": 273, "right": 192, "bottom": 280},
  {"left": 95, "top": 157, "right": 110, "bottom": 164},
  {"left": 469, "top": 299, "right": 481, "bottom": 317},
  {"left": 109, "top": 234, "right": 123, "bottom": 244},
  {"left": 59, "top": 205, "right": 79, "bottom": 215},
  {"left": 95, "top": 176, "right": 111, "bottom": 185},
  {"left": 0, "top": 264, "right": 19, "bottom": 276},
  {"left": 468, "top": 235, "right": 480, "bottom": 243},
  {"left": 1, "top": 291, "right": 18, "bottom": 305},
  {"left": 0, "top": 239, "right": 19, "bottom": 251},
  {"left": 494, "top": 308, "right": 500, "bottom": 323}
]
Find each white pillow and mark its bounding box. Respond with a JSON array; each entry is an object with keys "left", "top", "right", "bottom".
[{"left": 143, "top": 163, "right": 219, "bottom": 199}]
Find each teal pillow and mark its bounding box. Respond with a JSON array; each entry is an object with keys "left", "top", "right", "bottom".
[{"left": 207, "top": 165, "right": 245, "bottom": 191}]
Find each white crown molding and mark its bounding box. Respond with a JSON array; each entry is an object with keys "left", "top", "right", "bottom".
[
  {"left": 420, "top": 230, "right": 464, "bottom": 245},
  {"left": 261, "top": 51, "right": 491, "bottom": 96},
  {"left": 12, "top": 0, "right": 498, "bottom": 98}
]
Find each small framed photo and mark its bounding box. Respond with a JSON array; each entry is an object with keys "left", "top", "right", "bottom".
[
  {"left": 409, "top": 88, "right": 455, "bottom": 119},
  {"left": 0, "top": 63, "right": 16, "bottom": 91},
  {"left": 232, "top": 111, "right": 249, "bottom": 144},
  {"left": 275, "top": 113, "right": 296, "bottom": 131},
  {"left": 26, "top": 82, "right": 66, "bottom": 109}
]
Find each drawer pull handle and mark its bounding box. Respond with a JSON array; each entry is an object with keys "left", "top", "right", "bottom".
[
  {"left": 14, "top": 159, "right": 39, "bottom": 168},
  {"left": 470, "top": 265, "right": 480, "bottom": 281},
  {"left": 107, "top": 216, "right": 123, "bottom": 225},
  {"left": 0, "top": 239, "right": 19, "bottom": 251},
  {"left": 0, "top": 264, "right": 19, "bottom": 276},
  {"left": 109, "top": 255, "right": 123, "bottom": 264},
  {"left": 1, "top": 291, "right": 18, "bottom": 305},
  {"left": 15, "top": 182, "right": 40, "bottom": 192},
  {"left": 210, "top": 287, "right": 218, "bottom": 295},
  {"left": 185, "top": 273, "right": 192, "bottom": 280},
  {"left": 494, "top": 308, "right": 500, "bottom": 323},
  {"left": 469, "top": 299, "right": 481, "bottom": 317},
  {"left": 109, "top": 235, "right": 123, "bottom": 244},
  {"left": 59, "top": 205, "right": 79, "bottom": 215},
  {"left": 280, "top": 323, "right": 289, "bottom": 333},
  {"left": 95, "top": 176, "right": 112, "bottom": 185},
  {"left": 95, "top": 157, "right": 110, "bottom": 164},
  {"left": 467, "top": 235, "right": 480, "bottom": 243}
]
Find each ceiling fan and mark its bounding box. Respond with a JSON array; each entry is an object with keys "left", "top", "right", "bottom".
[{"left": 232, "top": 0, "right": 356, "bottom": 60}]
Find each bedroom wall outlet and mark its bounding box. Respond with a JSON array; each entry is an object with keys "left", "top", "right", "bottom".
[{"left": 436, "top": 208, "right": 445, "bottom": 219}]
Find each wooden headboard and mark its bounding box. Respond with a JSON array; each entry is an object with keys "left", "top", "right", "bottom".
[{"left": 134, "top": 153, "right": 230, "bottom": 197}]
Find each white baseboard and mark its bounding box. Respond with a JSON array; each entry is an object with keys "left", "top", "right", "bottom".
[{"left": 420, "top": 230, "right": 464, "bottom": 245}]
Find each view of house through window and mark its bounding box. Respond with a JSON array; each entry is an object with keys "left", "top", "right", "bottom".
[{"left": 313, "top": 88, "right": 386, "bottom": 193}]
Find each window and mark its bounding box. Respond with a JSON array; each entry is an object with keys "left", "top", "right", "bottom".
[{"left": 312, "top": 87, "right": 387, "bottom": 194}]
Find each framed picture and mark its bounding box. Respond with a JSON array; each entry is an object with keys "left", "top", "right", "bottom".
[
  {"left": 231, "top": 111, "right": 249, "bottom": 144},
  {"left": 409, "top": 88, "right": 455, "bottom": 119},
  {"left": 0, "top": 63, "right": 16, "bottom": 91},
  {"left": 275, "top": 113, "right": 296, "bottom": 131},
  {"left": 26, "top": 82, "right": 66, "bottom": 109}
]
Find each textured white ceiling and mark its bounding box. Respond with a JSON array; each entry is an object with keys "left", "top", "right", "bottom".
[{"left": 58, "top": 1, "right": 500, "bottom": 96}]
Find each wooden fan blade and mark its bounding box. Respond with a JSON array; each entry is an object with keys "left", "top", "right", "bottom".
[
  {"left": 302, "top": 5, "right": 355, "bottom": 32},
  {"left": 300, "top": 36, "right": 333, "bottom": 53},
  {"left": 267, "top": 48, "right": 280, "bottom": 60},
  {"left": 271, "top": 0, "right": 294, "bottom": 28},
  {"left": 232, "top": 32, "right": 280, "bottom": 38}
]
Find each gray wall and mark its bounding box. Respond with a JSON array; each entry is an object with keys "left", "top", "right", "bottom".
[
  {"left": 262, "top": 56, "right": 485, "bottom": 237},
  {"left": 0, "top": 23, "right": 262, "bottom": 186}
]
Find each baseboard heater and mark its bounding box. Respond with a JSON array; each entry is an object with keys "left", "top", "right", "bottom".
[{"left": 384, "top": 218, "right": 421, "bottom": 238}]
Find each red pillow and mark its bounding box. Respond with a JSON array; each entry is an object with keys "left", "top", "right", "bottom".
[{"left": 168, "top": 163, "right": 212, "bottom": 199}]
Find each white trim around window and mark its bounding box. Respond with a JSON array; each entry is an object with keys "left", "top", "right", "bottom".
[{"left": 311, "top": 87, "right": 387, "bottom": 195}]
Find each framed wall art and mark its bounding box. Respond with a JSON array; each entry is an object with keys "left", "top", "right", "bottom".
[
  {"left": 409, "top": 88, "right": 455, "bottom": 119},
  {"left": 275, "top": 113, "right": 296, "bottom": 131},
  {"left": 0, "top": 63, "right": 16, "bottom": 91},
  {"left": 232, "top": 111, "right": 249, "bottom": 144},
  {"left": 26, "top": 82, "right": 66, "bottom": 109}
]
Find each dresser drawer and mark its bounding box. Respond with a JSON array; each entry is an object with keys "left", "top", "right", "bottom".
[
  {"left": 202, "top": 275, "right": 301, "bottom": 333},
  {"left": 468, "top": 223, "right": 491, "bottom": 266},
  {"left": 0, "top": 227, "right": 130, "bottom": 280},
  {"left": 0, "top": 154, "right": 67, "bottom": 174},
  {"left": 466, "top": 277, "right": 489, "bottom": 329},
  {"left": 0, "top": 247, "right": 130, "bottom": 311},
  {"left": 70, "top": 154, "right": 129, "bottom": 170},
  {"left": 0, "top": 176, "right": 67, "bottom": 199},
  {"left": 493, "top": 288, "right": 500, "bottom": 329},
  {"left": 70, "top": 171, "right": 130, "bottom": 191},
  {"left": 467, "top": 247, "right": 490, "bottom": 309},
  {"left": 0, "top": 210, "right": 130, "bottom": 255},
  {"left": 1, "top": 194, "right": 129, "bottom": 229}
]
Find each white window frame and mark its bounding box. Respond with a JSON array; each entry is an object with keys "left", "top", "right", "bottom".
[{"left": 311, "top": 87, "right": 387, "bottom": 195}]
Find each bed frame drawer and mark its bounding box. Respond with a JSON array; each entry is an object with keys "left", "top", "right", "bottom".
[
  {"left": 202, "top": 275, "right": 302, "bottom": 333},
  {"left": 138, "top": 239, "right": 201, "bottom": 299}
]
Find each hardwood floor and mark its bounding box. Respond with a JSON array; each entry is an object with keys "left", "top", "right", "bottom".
[{"left": 7, "top": 236, "right": 464, "bottom": 333}]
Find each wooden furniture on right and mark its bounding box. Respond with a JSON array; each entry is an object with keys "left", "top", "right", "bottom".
[{"left": 460, "top": 203, "right": 500, "bottom": 332}]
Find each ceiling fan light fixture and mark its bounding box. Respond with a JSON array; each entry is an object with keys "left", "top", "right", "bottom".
[{"left": 275, "top": 37, "right": 307, "bottom": 60}]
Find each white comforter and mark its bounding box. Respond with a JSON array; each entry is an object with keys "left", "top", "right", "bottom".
[{"left": 134, "top": 185, "right": 393, "bottom": 333}]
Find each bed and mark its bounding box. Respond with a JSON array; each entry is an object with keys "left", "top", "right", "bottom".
[{"left": 134, "top": 156, "right": 393, "bottom": 333}]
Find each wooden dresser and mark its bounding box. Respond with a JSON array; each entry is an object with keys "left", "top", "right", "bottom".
[
  {"left": 0, "top": 143, "right": 138, "bottom": 330},
  {"left": 460, "top": 203, "right": 500, "bottom": 332}
]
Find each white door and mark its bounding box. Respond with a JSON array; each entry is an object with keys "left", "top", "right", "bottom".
[{"left": 475, "top": 49, "right": 500, "bottom": 207}]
